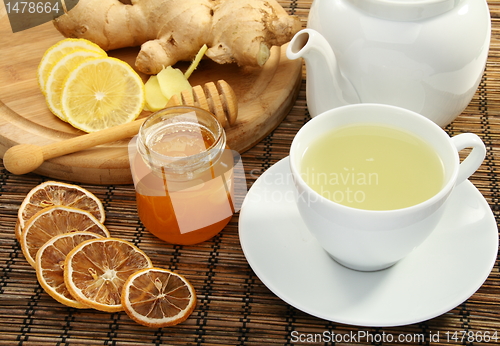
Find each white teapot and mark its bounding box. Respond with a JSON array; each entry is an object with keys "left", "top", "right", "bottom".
[{"left": 286, "top": 0, "right": 491, "bottom": 127}]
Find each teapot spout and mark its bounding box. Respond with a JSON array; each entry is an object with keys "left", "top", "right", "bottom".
[{"left": 286, "top": 29, "right": 359, "bottom": 117}]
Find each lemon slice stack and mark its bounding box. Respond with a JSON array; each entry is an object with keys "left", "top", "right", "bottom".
[
  {"left": 38, "top": 38, "right": 145, "bottom": 132},
  {"left": 37, "top": 38, "right": 105, "bottom": 94}
]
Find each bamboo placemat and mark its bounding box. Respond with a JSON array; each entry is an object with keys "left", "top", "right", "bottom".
[{"left": 1, "top": 1, "right": 499, "bottom": 345}]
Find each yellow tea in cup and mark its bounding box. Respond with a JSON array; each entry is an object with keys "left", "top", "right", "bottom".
[{"left": 300, "top": 123, "right": 445, "bottom": 210}]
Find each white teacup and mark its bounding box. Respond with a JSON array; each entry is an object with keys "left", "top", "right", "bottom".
[{"left": 290, "top": 104, "right": 486, "bottom": 271}]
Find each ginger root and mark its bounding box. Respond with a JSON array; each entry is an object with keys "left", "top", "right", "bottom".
[{"left": 53, "top": 0, "right": 302, "bottom": 75}]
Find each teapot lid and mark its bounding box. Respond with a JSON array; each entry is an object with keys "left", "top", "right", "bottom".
[{"left": 349, "top": 0, "right": 460, "bottom": 21}]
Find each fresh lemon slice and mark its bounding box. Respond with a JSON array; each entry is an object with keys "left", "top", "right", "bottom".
[
  {"left": 46, "top": 49, "right": 106, "bottom": 122},
  {"left": 61, "top": 57, "right": 145, "bottom": 133},
  {"left": 38, "top": 38, "right": 105, "bottom": 95}
]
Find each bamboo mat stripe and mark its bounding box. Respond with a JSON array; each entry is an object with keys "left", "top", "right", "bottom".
[{"left": 0, "top": 0, "right": 499, "bottom": 345}]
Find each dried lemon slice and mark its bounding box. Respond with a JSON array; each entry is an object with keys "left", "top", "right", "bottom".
[
  {"left": 17, "top": 181, "right": 105, "bottom": 239},
  {"left": 122, "top": 267, "right": 197, "bottom": 328},
  {"left": 64, "top": 238, "right": 153, "bottom": 312},
  {"left": 20, "top": 205, "right": 110, "bottom": 267},
  {"left": 46, "top": 49, "right": 107, "bottom": 122},
  {"left": 61, "top": 57, "right": 145, "bottom": 133},
  {"left": 38, "top": 38, "right": 105, "bottom": 94},
  {"left": 36, "top": 231, "right": 105, "bottom": 309}
]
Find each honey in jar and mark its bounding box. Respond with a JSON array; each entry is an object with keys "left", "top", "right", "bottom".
[{"left": 132, "top": 106, "right": 235, "bottom": 245}]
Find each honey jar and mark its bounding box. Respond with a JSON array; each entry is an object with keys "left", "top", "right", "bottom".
[{"left": 129, "top": 106, "right": 237, "bottom": 245}]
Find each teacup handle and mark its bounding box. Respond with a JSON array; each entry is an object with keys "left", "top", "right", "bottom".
[{"left": 451, "top": 133, "right": 486, "bottom": 185}]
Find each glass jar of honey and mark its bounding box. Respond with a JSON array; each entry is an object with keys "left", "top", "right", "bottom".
[{"left": 130, "top": 106, "right": 236, "bottom": 245}]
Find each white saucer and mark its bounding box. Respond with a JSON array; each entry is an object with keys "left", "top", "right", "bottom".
[{"left": 238, "top": 157, "right": 498, "bottom": 327}]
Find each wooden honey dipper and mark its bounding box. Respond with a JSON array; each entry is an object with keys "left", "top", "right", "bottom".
[
  {"left": 167, "top": 80, "right": 238, "bottom": 128},
  {"left": 3, "top": 80, "right": 238, "bottom": 176}
]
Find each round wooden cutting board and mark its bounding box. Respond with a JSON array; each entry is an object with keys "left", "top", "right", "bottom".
[{"left": 0, "top": 5, "right": 302, "bottom": 184}]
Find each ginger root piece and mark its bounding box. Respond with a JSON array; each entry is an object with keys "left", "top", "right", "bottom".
[
  {"left": 144, "top": 75, "right": 168, "bottom": 111},
  {"left": 206, "top": 0, "right": 301, "bottom": 66},
  {"left": 53, "top": 0, "right": 301, "bottom": 74}
]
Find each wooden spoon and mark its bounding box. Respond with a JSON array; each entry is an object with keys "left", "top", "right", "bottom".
[{"left": 3, "top": 80, "right": 238, "bottom": 175}]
